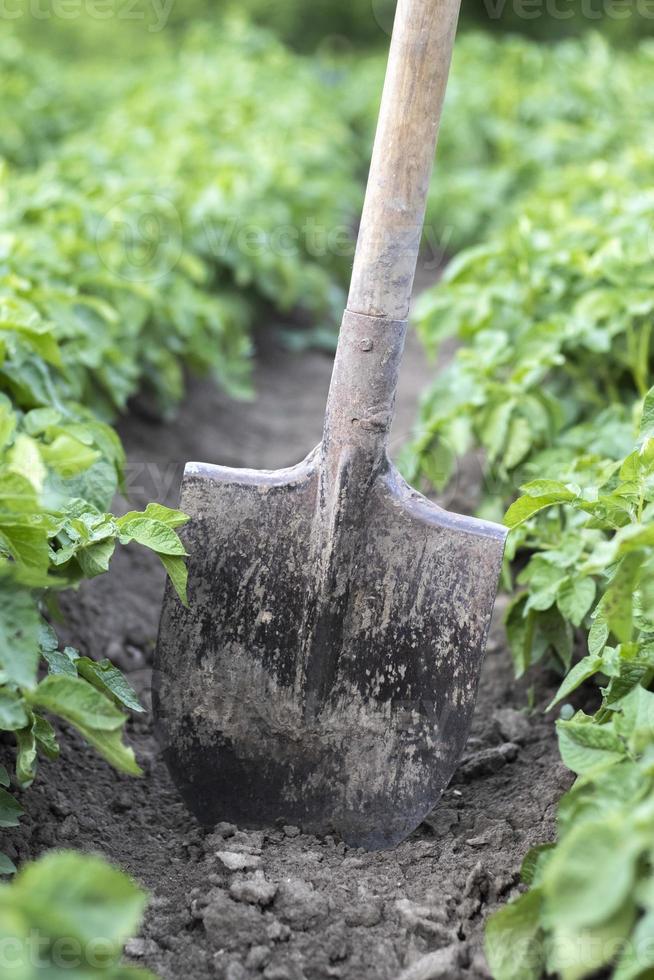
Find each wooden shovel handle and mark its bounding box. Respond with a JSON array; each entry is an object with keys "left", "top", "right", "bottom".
[{"left": 347, "top": 0, "right": 461, "bottom": 321}]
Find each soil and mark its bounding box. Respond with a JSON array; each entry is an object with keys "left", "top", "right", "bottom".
[{"left": 2, "top": 320, "right": 570, "bottom": 980}]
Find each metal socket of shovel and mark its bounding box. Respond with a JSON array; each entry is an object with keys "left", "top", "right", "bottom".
[{"left": 154, "top": 0, "right": 507, "bottom": 850}]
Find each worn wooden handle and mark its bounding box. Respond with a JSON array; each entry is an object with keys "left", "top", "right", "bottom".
[{"left": 347, "top": 0, "right": 461, "bottom": 321}]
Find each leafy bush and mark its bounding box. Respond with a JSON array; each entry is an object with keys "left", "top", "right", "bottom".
[
  {"left": 411, "top": 165, "right": 654, "bottom": 515},
  {"left": 0, "top": 849, "right": 153, "bottom": 977},
  {"left": 0, "top": 37, "right": 117, "bottom": 169},
  {"left": 486, "top": 394, "right": 654, "bottom": 980},
  {"left": 408, "top": 30, "right": 654, "bottom": 980}
]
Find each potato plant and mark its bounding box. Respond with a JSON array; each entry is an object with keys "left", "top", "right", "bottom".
[
  {"left": 486, "top": 393, "right": 654, "bottom": 980},
  {"left": 0, "top": 17, "right": 362, "bottom": 886},
  {"left": 411, "top": 33, "right": 654, "bottom": 980}
]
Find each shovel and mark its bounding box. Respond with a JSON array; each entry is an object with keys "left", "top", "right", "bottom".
[{"left": 154, "top": 0, "right": 507, "bottom": 850}]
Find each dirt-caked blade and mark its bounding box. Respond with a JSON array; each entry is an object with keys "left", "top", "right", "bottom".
[{"left": 153, "top": 453, "right": 505, "bottom": 850}]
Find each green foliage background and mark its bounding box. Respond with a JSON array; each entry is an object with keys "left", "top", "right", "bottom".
[{"left": 3, "top": 1, "right": 654, "bottom": 975}]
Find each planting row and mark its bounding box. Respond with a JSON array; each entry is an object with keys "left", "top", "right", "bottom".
[{"left": 411, "top": 32, "right": 654, "bottom": 980}]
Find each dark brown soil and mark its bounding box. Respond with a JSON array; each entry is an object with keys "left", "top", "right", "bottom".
[{"left": 2, "top": 325, "right": 569, "bottom": 980}]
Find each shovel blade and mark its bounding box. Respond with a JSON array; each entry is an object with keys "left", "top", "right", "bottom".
[{"left": 154, "top": 452, "right": 506, "bottom": 850}]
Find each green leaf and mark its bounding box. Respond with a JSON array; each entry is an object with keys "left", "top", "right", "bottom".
[
  {"left": 557, "top": 716, "right": 625, "bottom": 775},
  {"left": 33, "top": 714, "right": 59, "bottom": 761},
  {"left": 482, "top": 399, "right": 515, "bottom": 464},
  {"left": 159, "top": 553, "right": 189, "bottom": 607},
  {"left": 26, "top": 676, "right": 141, "bottom": 775},
  {"left": 0, "top": 689, "right": 29, "bottom": 731},
  {"left": 0, "top": 788, "right": 23, "bottom": 828},
  {"left": 117, "top": 516, "right": 188, "bottom": 556},
  {"left": 8, "top": 434, "right": 46, "bottom": 492},
  {"left": 27, "top": 675, "right": 126, "bottom": 731},
  {"left": 613, "top": 685, "right": 654, "bottom": 754},
  {"left": 76, "top": 537, "right": 117, "bottom": 578},
  {"left": 542, "top": 817, "right": 640, "bottom": 930},
  {"left": 41, "top": 434, "right": 101, "bottom": 477},
  {"left": 0, "top": 766, "right": 9, "bottom": 788},
  {"left": 613, "top": 910, "right": 654, "bottom": 980},
  {"left": 0, "top": 854, "right": 16, "bottom": 876},
  {"left": 547, "top": 654, "right": 604, "bottom": 712},
  {"left": 485, "top": 889, "right": 545, "bottom": 980},
  {"left": 556, "top": 576, "right": 596, "bottom": 627},
  {"left": 0, "top": 394, "right": 16, "bottom": 451},
  {"left": 640, "top": 386, "right": 654, "bottom": 440},
  {"left": 15, "top": 720, "right": 37, "bottom": 788},
  {"left": 13, "top": 851, "right": 148, "bottom": 952},
  {"left": 76, "top": 658, "right": 144, "bottom": 713},
  {"left": 546, "top": 901, "right": 636, "bottom": 980},
  {"left": 520, "top": 844, "right": 555, "bottom": 886},
  {"left": 603, "top": 553, "right": 643, "bottom": 644},
  {"left": 42, "top": 648, "right": 78, "bottom": 677},
  {"left": 505, "top": 495, "right": 556, "bottom": 529},
  {"left": 74, "top": 723, "right": 142, "bottom": 776},
  {"left": 503, "top": 415, "right": 533, "bottom": 470},
  {"left": 505, "top": 485, "right": 576, "bottom": 529},
  {"left": 420, "top": 437, "right": 456, "bottom": 491},
  {"left": 532, "top": 606, "right": 574, "bottom": 673},
  {"left": 505, "top": 593, "right": 535, "bottom": 677},
  {"left": 588, "top": 616, "right": 609, "bottom": 657},
  {"left": 0, "top": 585, "right": 41, "bottom": 690},
  {"left": 120, "top": 503, "right": 189, "bottom": 529}
]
